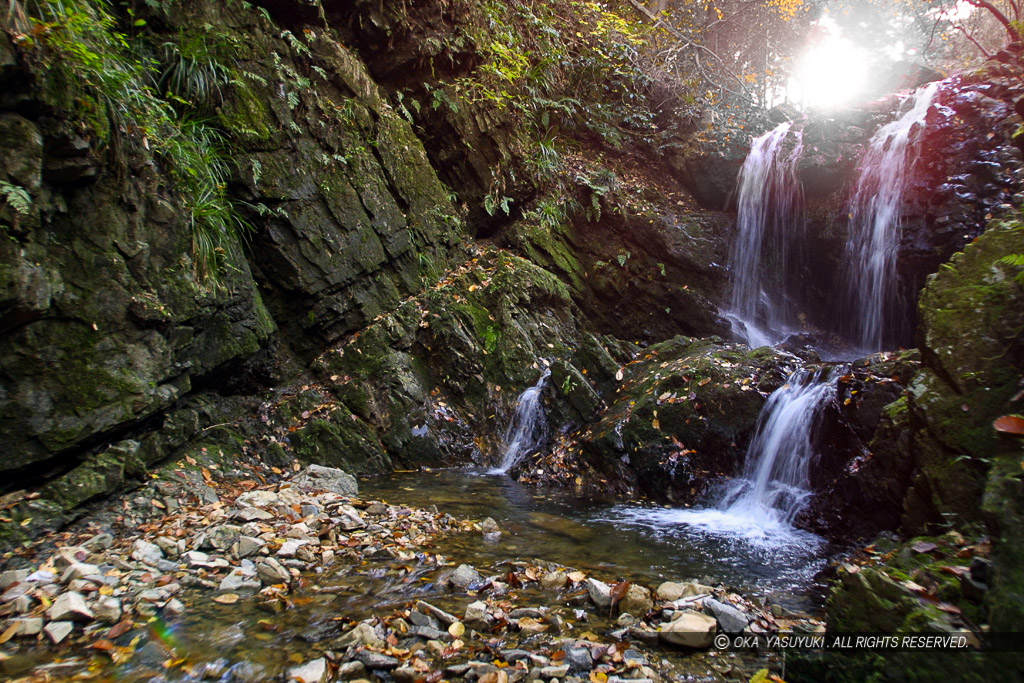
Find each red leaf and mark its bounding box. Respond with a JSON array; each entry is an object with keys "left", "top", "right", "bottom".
[{"left": 993, "top": 415, "right": 1024, "bottom": 435}]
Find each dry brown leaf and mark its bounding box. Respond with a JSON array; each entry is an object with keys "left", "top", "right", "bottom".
[{"left": 0, "top": 622, "right": 19, "bottom": 645}]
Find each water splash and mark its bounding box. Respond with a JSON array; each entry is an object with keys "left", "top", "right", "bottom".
[
  {"left": 717, "top": 366, "right": 842, "bottom": 526},
  {"left": 669, "top": 366, "right": 842, "bottom": 545},
  {"left": 843, "top": 83, "right": 938, "bottom": 352},
  {"left": 727, "top": 121, "right": 805, "bottom": 347},
  {"left": 490, "top": 368, "right": 550, "bottom": 474}
]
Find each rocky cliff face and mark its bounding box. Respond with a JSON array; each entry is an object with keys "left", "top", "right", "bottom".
[{"left": 0, "top": 0, "right": 736, "bottom": 546}]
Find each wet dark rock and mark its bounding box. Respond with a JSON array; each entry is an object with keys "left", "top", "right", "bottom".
[
  {"left": 704, "top": 597, "right": 749, "bottom": 634},
  {"left": 565, "top": 646, "right": 594, "bottom": 673},
  {"left": 356, "top": 651, "right": 401, "bottom": 670}
]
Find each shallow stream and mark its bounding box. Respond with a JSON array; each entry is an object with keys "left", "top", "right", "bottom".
[{"left": 15, "top": 469, "right": 831, "bottom": 682}]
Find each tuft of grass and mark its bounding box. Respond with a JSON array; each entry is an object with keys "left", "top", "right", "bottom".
[{"left": 6, "top": 0, "right": 246, "bottom": 284}]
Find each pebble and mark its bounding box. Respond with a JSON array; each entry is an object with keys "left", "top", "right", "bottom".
[
  {"left": 5, "top": 616, "right": 44, "bottom": 636},
  {"left": 287, "top": 657, "right": 328, "bottom": 683},
  {"left": 464, "top": 600, "right": 494, "bottom": 629},
  {"left": 656, "top": 581, "right": 711, "bottom": 601},
  {"left": 130, "top": 539, "right": 164, "bottom": 566},
  {"left": 0, "top": 569, "right": 30, "bottom": 589},
  {"left": 704, "top": 597, "right": 749, "bottom": 634},
  {"left": 449, "top": 563, "right": 483, "bottom": 588},
  {"left": 586, "top": 577, "right": 612, "bottom": 608},
  {"left": 658, "top": 610, "right": 717, "bottom": 649},
  {"left": 256, "top": 557, "right": 291, "bottom": 585},
  {"left": 337, "top": 621, "right": 384, "bottom": 648},
  {"left": 46, "top": 591, "right": 94, "bottom": 622},
  {"left": 43, "top": 621, "right": 73, "bottom": 644},
  {"left": 416, "top": 600, "right": 458, "bottom": 625},
  {"left": 356, "top": 651, "right": 401, "bottom": 670},
  {"left": 565, "top": 646, "right": 594, "bottom": 672},
  {"left": 93, "top": 596, "right": 122, "bottom": 623}
]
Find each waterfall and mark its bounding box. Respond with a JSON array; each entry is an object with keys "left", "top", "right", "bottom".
[
  {"left": 490, "top": 368, "right": 550, "bottom": 474},
  {"left": 664, "top": 365, "right": 840, "bottom": 543},
  {"left": 716, "top": 366, "right": 841, "bottom": 528},
  {"left": 728, "top": 121, "right": 805, "bottom": 348},
  {"left": 843, "top": 83, "right": 938, "bottom": 352}
]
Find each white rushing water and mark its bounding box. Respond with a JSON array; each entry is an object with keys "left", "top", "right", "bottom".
[
  {"left": 490, "top": 368, "right": 550, "bottom": 474},
  {"left": 844, "top": 83, "right": 938, "bottom": 352},
  {"left": 728, "top": 121, "right": 805, "bottom": 347},
  {"left": 646, "top": 366, "right": 842, "bottom": 547}
]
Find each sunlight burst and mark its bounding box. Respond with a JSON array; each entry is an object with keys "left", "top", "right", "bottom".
[{"left": 790, "top": 24, "right": 871, "bottom": 110}]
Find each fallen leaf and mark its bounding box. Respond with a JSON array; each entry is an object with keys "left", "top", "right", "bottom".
[
  {"left": 448, "top": 621, "right": 465, "bottom": 638},
  {"left": 589, "top": 673, "right": 608, "bottom": 683},
  {"left": 107, "top": 620, "right": 134, "bottom": 639},
  {"left": 940, "top": 565, "right": 971, "bottom": 577},
  {"left": 911, "top": 541, "right": 938, "bottom": 554},
  {"left": 993, "top": 415, "right": 1024, "bottom": 435},
  {"left": 615, "top": 369, "right": 624, "bottom": 381},
  {"left": 0, "top": 622, "right": 19, "bottom": 645},
  {"left": 213, "top": 593, "right": 240, "bottom": 604},
  {"left": 567, "top": 571, "right": 586, "bottom": 583}
]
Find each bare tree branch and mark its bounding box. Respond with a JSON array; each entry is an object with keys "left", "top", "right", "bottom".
[{"left": 964, "top": 0, "right": 1021, "bottom": 44}]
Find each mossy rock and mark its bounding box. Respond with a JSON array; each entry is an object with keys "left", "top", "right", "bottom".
[{"left": 575, "top": 337, "right": 795, "bottom": 502}]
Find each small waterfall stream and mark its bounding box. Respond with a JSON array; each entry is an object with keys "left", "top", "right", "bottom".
[
  {"left": 727, "top": 121, "right": 805, "bottom": 347},
  {"left": 489, "top": 368, "right": 550, "bottom": 474},
  {"left": 646, "top": 365, "right": 841, "bottom": 544},
  {"left": 842, "top": 83, "right": 939, "bottom": 352},
  {"left": 716, "top": 366, "right": 843, "bottom": 528}
]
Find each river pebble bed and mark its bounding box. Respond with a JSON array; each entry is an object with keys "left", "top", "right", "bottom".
[{"left": 0, "top": 458, "right": 824, "bottom": 682}]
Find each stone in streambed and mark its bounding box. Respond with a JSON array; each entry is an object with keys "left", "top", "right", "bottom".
[
  {"left": 449, "top": 564, "right": 482, "bottom": 589},
  {"left": 287, "top": 657, "right": 328, "bottom": 683},
  {"left": 0, "top": 569, "right": 30, "bottom": 589},
  {"left": 292, "top": 465, "right": 358, "bottom": 496},
  {"left": 256, "top": 557, "right": 291, "bottom": 585},
  {"left": 356, "top": 650, "right": 400, "bottom": 670},
  {"left": 130, "top": 539, "right": 164, "bottom": 566},
  {"left": 4, "top": 617, "right": 43, "bottom": 636},
  {"left": 235, "top": 490, "right": 282, "bottom": 508},
  {"left": 219, "top": 567, "right": 261, "bottom": 592},
  {"left": 44, "top": 620, "right": 73, "bottom": 644},
  {"left": 658, "top": 609, "right": 717, "bottom": 648},
  {"left": 47, "top": 591, "right": 93, "bottom": 622},
  {"left": 619, "top": 584, "right": 654, "bottom": 616},
  {"left": 93, "top": 597, "right": 122, "bottom": 623},
  {"left": 656, "top": 580, "right": 712, "bottom": 601},
  {"left": 704, "top": 597, "right": 749, "bottom": 634},
  {"left": 565, "top": 646, "right": 594, "bottom": 672},
  {"left": 464, "top": 600, "right": 494, "bottom": 630},
  {"left": 336, "top": 621, "right": 384, "bottom": 648},
  {"left": 586, "top": 577, "right": 612, "bottom": 608}
]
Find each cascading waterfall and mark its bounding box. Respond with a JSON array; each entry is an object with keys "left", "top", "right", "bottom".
[
  {"left": 728, "top": 121, "right": 805, "bottom": 348},
  {"left": 843, "top": 82, "right": 938, "bottom": 352},
  {"left": 716, "top": 365, "right": 842, "bottom": 528},
  {"left": 647, "top": 365, "right": 840, "bottom": 544},
  {"left": 490, "top": 368, "right": 550, "bottom": 475}
]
